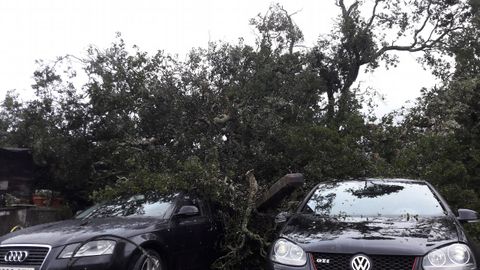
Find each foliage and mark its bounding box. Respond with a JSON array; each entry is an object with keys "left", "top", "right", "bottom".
[
  {"left": 369, "top": 0, "right": 480, "bottom": 215},
  {"left": 0, "top": 1, "right": 479, "bottom": 269}
]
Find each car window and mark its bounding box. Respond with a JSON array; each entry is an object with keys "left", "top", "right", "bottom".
[
  {"left": 303, "top": 181, "right": 446, "bottom": 218},
  {"left": 76, "top": 193, "right": 177, "bottom": 219}
]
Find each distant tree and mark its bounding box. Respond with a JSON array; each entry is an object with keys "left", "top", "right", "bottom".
[
  {"left": 370, "top": 0, "right": 480, "bottom": 213},
  {"left": 312, "top": 0, "right": 471, "bottom": 120}
]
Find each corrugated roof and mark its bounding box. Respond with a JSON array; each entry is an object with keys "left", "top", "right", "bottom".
[{"left": 0, "top": 148, "right": 31, "bottom": 153}]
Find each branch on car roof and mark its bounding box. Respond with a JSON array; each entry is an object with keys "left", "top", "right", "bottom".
[{"left": 212, "top": 170, "right": 269, "bottom": 268}]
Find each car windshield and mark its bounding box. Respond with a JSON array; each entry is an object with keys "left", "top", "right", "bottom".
[
  {"left": 303, "top": 181, "right": 446, "bottom": 218},
  {"left": 76, "top": 193, "right": 177, "bottom": 219}
]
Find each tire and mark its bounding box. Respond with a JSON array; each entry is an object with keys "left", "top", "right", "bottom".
[{"left": 131, "top": 249, "right": 165, "bottom": 270}]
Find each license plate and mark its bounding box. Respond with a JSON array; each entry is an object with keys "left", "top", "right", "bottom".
[{"left": 0, "top": 267, "right": 35, "bottom": 270}]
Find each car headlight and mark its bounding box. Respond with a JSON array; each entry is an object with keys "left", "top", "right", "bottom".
[
  {"left": 270, "top": 239, "right": 307, "bottom": 266},
  {"left": 58, "top": 240, "right": 116, "bottom": 258},
  {"left": 423, "top": 243, "right": 476, "bottom": 269}
]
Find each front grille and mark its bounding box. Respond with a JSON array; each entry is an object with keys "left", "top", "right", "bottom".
[
  {"left": 0, "top": 246, "right": 50, "bottom": 268},
  {"left": 312, "top": 253, "right": 417, "bottom": 270}
]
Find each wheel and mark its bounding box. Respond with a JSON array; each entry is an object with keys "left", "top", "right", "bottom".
[{"left": 131, "top": 249, "right": 165, "bottom": 270}]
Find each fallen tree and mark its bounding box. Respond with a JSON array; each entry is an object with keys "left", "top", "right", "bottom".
[{"left": 0, "top": 1, "right": 478, "bottom": 269}]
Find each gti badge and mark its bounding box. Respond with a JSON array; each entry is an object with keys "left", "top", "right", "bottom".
[
  {"left": 316, "top": 258, "right": 330, "bottom": 264},
  {"left": 4, "top": 251, "right": 29, "bottom": 263},
  {"left": 351, "top": 254, "right": 371, "bottom": 270}
]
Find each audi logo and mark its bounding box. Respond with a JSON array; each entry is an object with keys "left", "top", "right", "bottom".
[
  {"left": 351, "top": 254, "right": 371, "bottom": 270},
  {"left": 4, "top": 250, "right": 29, "bottom": 263}
]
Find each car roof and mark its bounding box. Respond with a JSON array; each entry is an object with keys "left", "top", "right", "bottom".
[{"left": 322, "top": 178, "right": 428, "bottom": 185}]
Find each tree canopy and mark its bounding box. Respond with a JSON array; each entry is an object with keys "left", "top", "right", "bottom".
[{"left": 1, "top": 1, "right": 479, "bottom": 269}]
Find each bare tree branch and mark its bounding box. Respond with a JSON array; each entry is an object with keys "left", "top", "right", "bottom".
[
  {"left": 337, "top": 0, "right": 360, "bottom": 18},
  {"left": 336, "top": 0, "right": 348, "bottom": 16},
  {"left": 411, "top": 1, "right": 433, "bottom": 47},
  {"left": 288, "top": 9, "right": 303, "bottom": 17},
  {"left": 374, "top": 26, "right": 462, "bottom": 57},
  {"left": 278, "top": 5, "right": 299, "bottom": 54},
  {"left": 425, "top": 21, "right": 441, "bottom": 44},
  {"left": 347, "top": 1, "right": 359, "bottom": 16},
  {"left": 365, "top": 0, "right": 383, "bottom": 30}
]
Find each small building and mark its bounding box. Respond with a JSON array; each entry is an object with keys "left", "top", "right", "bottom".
[
  {"left": 0, "top": 148, "right": 69, "bottom": 236},
  {"left": 0, "top": 148, "right": 35, "bottom": 202}
]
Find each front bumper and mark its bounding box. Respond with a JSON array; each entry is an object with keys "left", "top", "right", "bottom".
[
  {"left": 0, "top": 243, "right": 134, "bottom": 270},
  {"left": 268, "top": 255, "right": 315, "bottom": 270}
]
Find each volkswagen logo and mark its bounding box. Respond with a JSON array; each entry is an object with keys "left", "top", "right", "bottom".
[
  {"left": 351, "top": 254, "right": 371, "bottom": 270},
  {"left": 4, "top": 251, "right": 29, "bottom": 263}
]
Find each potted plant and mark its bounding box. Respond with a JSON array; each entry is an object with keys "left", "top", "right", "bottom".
[
  {"left": 32, "top": 190, "right": 52, "bottom": 207},
  {"left": 51, "top": 191, "right": 64, "bottom": 208}
]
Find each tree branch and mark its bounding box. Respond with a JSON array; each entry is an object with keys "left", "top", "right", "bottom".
[
  {"left": 278, "top": 5, "right": 299, "bottom": 54},
  {"left": 347, "top": 1, "right": 359, "bottom": 16},
  {"left": 337, "top": 0, "right": 360, "bottom": 17},
  {"left": 212, "top": 170, "right": 268, "bottom": 268},
  {"left": 365, "top": 0, "right": 383, "bottom": 30},
  {"left": 411, "top": 1, "right": 433, "bottom": 47},
  {"left": 336, "top": 0, "right": 348, "bottom": 16},
  {"left": 425, "top": 21, "right": 441, "bottom": 44},
  {"left": 374, "top": 25, "right": 462, "bottom": 57}
]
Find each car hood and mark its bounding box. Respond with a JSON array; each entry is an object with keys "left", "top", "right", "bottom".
[
  {"left": 281, "top": 214, "right": 460, "bottom": 256},
  {"left": 0, "top": 217, "right": 168, "bottom": 247}
]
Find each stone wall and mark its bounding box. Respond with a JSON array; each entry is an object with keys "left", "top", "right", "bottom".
[{"left": 0, "top": 207, "right": 63, "bottom": 236}]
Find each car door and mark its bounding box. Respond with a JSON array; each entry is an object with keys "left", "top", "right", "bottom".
[
  {"left": 461, "top": 218, "right": 480, "bottom": 263},
  {"left": 170, "top": 195, "right": 215, "bottom": 270},
  {"left": 195, "top": 199, "right": 220, "bottom": 267}
]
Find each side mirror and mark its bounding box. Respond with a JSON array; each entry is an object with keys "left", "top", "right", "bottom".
[
  {"left": 458, "top": 209, "right": 479, "bottom": 222},
  {"left": 175, "top": 205, "right": 199, "bottom": 217},
  {"left": 275, "top": 212, "right": 292, "bottom": 224}
]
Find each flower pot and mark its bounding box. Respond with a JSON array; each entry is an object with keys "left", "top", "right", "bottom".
[
  {"left": 32, "top": 196, "right": 49, "bottom": 207},
  {"left": 51, "top": 197, "right": 64, "bottom": 208}
]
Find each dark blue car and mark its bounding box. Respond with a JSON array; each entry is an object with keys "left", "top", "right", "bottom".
[
  {"left": 0, "top": 192, "right": 220, "bottom": 270},
  {"left": 268, "top": 179, "right": 480, "bottom": 270}
]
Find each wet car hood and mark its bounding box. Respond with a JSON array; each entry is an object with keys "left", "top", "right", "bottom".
[
  {"left": 0, "top": 217, "right": 168, "bottom": 247},
  {"left": 281, "top": 214, "right": 461, "bottom": 256}
]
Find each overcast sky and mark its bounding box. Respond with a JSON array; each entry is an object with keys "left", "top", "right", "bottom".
[{"left": 0, "top": 0, "right": 437, "bottom": 116}]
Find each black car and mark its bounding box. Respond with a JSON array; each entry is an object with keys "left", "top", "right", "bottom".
[
  {"left": 269, "top": 179, "right": 480, "bottom": 270},
  {"left": 0, "top": 192, "right": 220, "bottom": 270}
]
